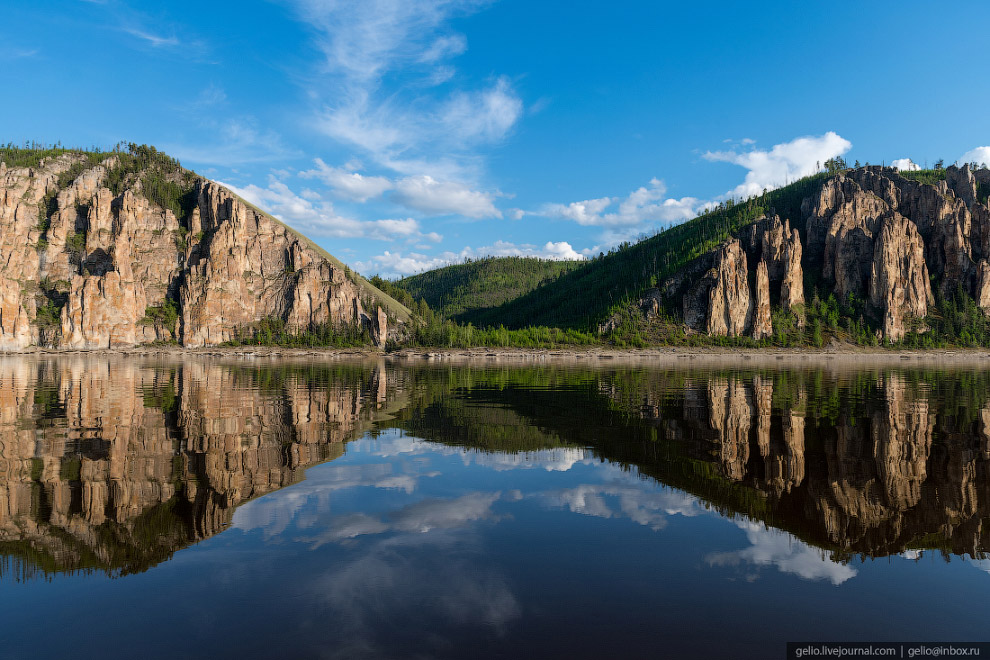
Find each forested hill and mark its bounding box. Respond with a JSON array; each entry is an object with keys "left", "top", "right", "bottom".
[
  {"left": 443, "top": 173, "right": 828, "bottom": 331},
  {"left": 388, "top": 162, "right": 990, "bottom": 351},
  {"left": 395, "top": 256, "right": 582, "bottom": 324}
]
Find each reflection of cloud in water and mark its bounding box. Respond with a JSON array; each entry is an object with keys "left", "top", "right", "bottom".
[
  {"left": 311, "top": 533, "right": 521, "bottom": 659},
  {"left": 966, "top": 559, "right": 990, "bottom": 575},
  {"left": 537, "top": 484, "right": 705, "bottom": 530},
  {"left": 304, "top": 492, "right": 503, "bottom": 547},
  {"left": 359, "top": 434, "right": 591, "bottom": 472},
  {"left": 461, "top": 447, "right": 590, "bottom": 472},
  {"left": 707, "top": 521, "right": 856, "bottom": 585},
  {"left": 393, "top": 491, "right": 502, "bottom": 533},
  {"left": 232, "top": 462, "right": 439, "bottom": 533}
]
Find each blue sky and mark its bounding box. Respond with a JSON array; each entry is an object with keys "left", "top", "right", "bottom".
[{"left": 3, "top": 0, "right": 990, "bottom": 277}]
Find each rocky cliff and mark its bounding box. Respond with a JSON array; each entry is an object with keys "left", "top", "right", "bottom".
[
  {"left": 659, "top": 164, "right": 990, "bottom": 341},
  {"left": 0, "top": 148, "right": 409, "bottom": 349}
]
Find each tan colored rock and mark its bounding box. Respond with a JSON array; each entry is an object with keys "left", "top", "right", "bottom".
[
  {"left": 59, "top": 271, "right": 148, "bottom": 348},
  {"left": 868, "top": 212, "right": 932, "bottom": 341},
  {"left": 372, "top": 307, "right": 388, "bottom": 348},
  {"left": 752, "top": 260, "right": 772, "bottom": 340},
  {"left": 181, "top": 181, "right": 386, "bottom": 347},
  {"left": 745, "top": 214, "right": 805, "bottom": 312},
  {"left": 683, "top": 239, "right": 753, "bottom": 337},
  {"left": 0, "top": 154, "right": 404, "bottom": 351},
  {"left": 0, "top": 277, "right": 34, "bottom": 349},
  {"left": 805, "top": 175, "right": 887, "bottom": 299},
  {"left": 977, "top": 260, "right": 990, "bottom": 312}
]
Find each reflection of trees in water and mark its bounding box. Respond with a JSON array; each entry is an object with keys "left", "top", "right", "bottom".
[
  {"left": 395, "top": 364, "right": 990, "bottom": 560},
  {"left": 4, "top": 359, "right": 990, "bottom": 579},
  {"left": 0, "top": 358, "right": 392, "bottom": 579}
]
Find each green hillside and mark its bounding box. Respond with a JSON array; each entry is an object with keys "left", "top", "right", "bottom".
[
  {"left": 461, "top": 173, "right": 828, "bottom": 331},
  {"left": 395, "top": 256, "right": 582, "bottom": 323}
]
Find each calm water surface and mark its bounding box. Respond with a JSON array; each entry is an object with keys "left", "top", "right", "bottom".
[{"left": 0, "top": 357, "right": 988, "bottom": 659}]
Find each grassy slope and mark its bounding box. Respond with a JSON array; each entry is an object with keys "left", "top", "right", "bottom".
[
  {"left": 396, "top": 256, "right": 582, "bottom": 322},
  {"left": 459, "top": 173, "right": 828, "bottom": 330}
]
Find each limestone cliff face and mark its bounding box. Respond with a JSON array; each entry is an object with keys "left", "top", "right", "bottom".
[
  {"left": 666, "top": 164, "right": 990, "bottom": 341},
  {"left": 751, "top": 260, "right": 772, "bottom": 340},
  {"left": 869, "top": 213, "right": 933, "bottom": 340},
  {"left": 0, "top": 153, "right": 406, "bottom": 350},
  {"left": 684, "top": 239, "right": 753, "bottom": 336},
  {"left": 743, "top": 214, "right": 805, "bottom": 312}
]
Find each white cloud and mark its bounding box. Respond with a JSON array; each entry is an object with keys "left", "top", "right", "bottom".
[
  {"left": 293, "top": 0, "right": 522, "bottom": 178},
  {"left": 192, "top": 83, "right": 227, "bottom": 108},
  {"left": 123, "top": 27, "right": 179, "bottom": 47},
  {"left": 300, "top": 158, "right": 394, "bottom": 202},
  {"left": 392, "top": 175, "right": 501, "bottom": 218},
  {"left": 706, "top": 520, "right": 857, "bottom": 585},
  {"left": 891, "top": 158, "right": 921, "bottom": 171},
  {"left": 355, "top": 239, "right": 585, "bottom": 276},
  {"left": 440, "top": 76, "right": 523, "bottom": 144},
  {"left": 704, "top": 131, "right": 852, "bottom": 198},
  {"left": 0, "top": 47, "right": 38, "bottom": 60},
  {"left": 543, "top": 179, "right": 703, "bottom": 228},
  {"left": 546, "top": 196, "right": 613, "bottom": 226},
  {"left": 418, "top": 33, "right": 468, "bottom": 63},
  {"left": 958, "top": 147, "right": 990, "bottom": 168},
  {"left": 220, "top": 177, "right": 441, "bottom": 243},
  {"left": 167, "top": 118, "right": 300, "bottom": 166}
]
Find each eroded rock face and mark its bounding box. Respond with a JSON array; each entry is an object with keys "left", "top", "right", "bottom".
[
  {"left": 977, "top": 260, "right": 990, "bottom": 312},
  {"left": 60, "top": 272, "right": 147, "bottom": 349},
  {"left": 685, "top": 239, "right": 752, "bottom": 337},
  {"left": 752, "top": 260, "right": 772, "bottom": 340},
  {"left": 869, "top": 212, "right": 933, "bottom": 341},
  {"left": 0, "top": 154, "right": 404, "bottom": 349},
  {"left": 744, "top": 214, "right": 805, "bottom": 312}
]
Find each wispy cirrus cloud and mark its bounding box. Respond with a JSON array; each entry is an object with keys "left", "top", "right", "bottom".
[
  {"left": 122, "top": 27, "right": 179, "bottom": 47},
  {"left": 290, "top": 0, "right": 520, "bottom": 180},
  {"left": 165, "top": 118, "right": 301, "bottom": 166}
]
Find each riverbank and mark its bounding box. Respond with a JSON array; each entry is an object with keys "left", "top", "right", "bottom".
[{"left": 5, "top": 343, "right": 990, "bottom": 365}]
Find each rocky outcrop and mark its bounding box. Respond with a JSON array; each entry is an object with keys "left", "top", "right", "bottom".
[
  {"left": 0, "top": 277, "right": 33, "bottom": 350},
  {"left": 684, "top": 239, "right": 752, "bottom": 337},
  {"left": 743, "top": 214, "right": 805, "bottom": 312},
  {"left": 977, "top": 260, "right": 990, "bottom": 312},
  {"left": 752, "top": 260, "right": 772, "bottom": 340},
  {"left": 0, "top": 152, "right": 407, "bottom": 350},
  {"left": 868, "top": 213, "right": 933, "bottom": 340},
  {"left": 60, "top": 271, "right": 147, "bottom": 348}
]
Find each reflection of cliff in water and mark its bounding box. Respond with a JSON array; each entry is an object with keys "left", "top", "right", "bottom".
[
  {"left": 394, "top": 364, "right": 990, "bottom": 560},
  {"left": 0, "top": 358, "right": 395, "bottom": 579}
]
